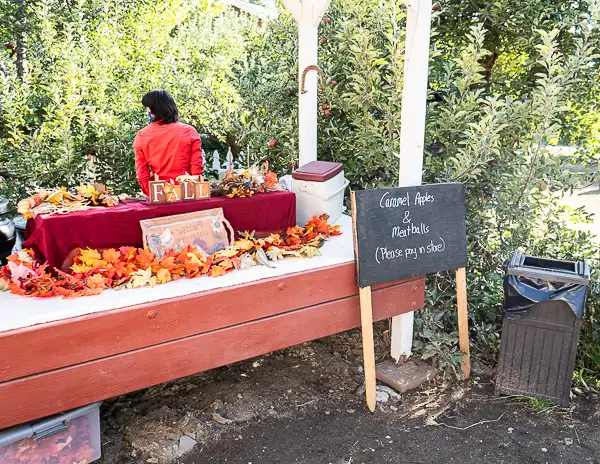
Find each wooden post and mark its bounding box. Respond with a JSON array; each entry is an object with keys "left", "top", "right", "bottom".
[
  {"left": 351, "top": 191, "right": 377, "bottom": 412},
  {"left": 391, "top": 0, "right": 433, "bottom": 361},
  {"left": 456, "top": 267, "right": 470, "bottom": 379},
  {"left": 359, "top": 286, "right": 377, "bottom": 412}
]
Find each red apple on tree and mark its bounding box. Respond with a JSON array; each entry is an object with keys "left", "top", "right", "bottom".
[
  {"left": 330, "top": 80, "right": 338, "bottom": 86},
  {"left": 320, "top": 37, "right": 328, "bottom": 44},
  {"left": 432, "top": 2, "right": 441, "bottom": 10},
  {"left": 268, "top": 139, "right": 278, "bottom": 148},
  {"left": 323, "top": 109, "right": 331, "bottom": 118},
  {"left": 5, "top": 43, "right": 14, "bottom": 51},
  {"left": 322, "top": 17, "right": 331, "bottom": 25}
]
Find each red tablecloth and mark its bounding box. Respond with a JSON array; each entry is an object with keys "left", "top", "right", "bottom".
[{"left": 24, "top": 191, "right": 296, "bottom": 269}]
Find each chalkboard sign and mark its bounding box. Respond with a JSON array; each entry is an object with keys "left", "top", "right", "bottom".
[{"left": 352, "top": 183, "right": 467, "bottom": 288}]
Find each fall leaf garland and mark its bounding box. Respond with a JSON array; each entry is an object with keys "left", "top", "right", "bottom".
[
  {"left": 211, "top": 162, "right": 281, "bottom": 198},
  {"left": 0, "top": 215, "right": 342, "bottom": 299},
  {"left": 17, "top": 183, "right": 120, "bottom": 219}
]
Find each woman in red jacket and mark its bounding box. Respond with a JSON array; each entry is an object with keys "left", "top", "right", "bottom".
[{"left": 133, "top": 90, "right": 203, "bottom": 196}]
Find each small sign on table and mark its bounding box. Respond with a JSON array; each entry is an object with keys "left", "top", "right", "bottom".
[
  {"left": 351, "top": 183, "right": 469, "bottom": 411},
  {"left": 148, "top": 174, "right": 211, "bottom": 204}
]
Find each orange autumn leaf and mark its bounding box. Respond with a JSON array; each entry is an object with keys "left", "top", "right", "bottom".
[
  {"left": 86, "top": 273, "right": 107, "bottom": 290},
  {"left": 54, "top": 286, "right": 77, "bottom": 298},
  {"left": 110, "top": 260, "right": 135, "bottom": 279},
  {"left": 285, "top": 235, "right": 301, "bottom": 246},
  {"left": 169, "top": 264, "right": 187, "bottom": 278},
  {"left": 158, "top": 256, "right": 177, "bottom": 271},
  {"left": 176, "top": 246, "right": 195, "bottom": 263},
  {"left": 102, "top": 248, "right": 120, "bottom": 263},
  {"left": 316, "top": 221, "right": 330, "bottom": 235},
  {"left": 286, "top": 226, "right": 303, "bottom": 237},
  {"left": 136, "top": 248, "right": 156, "bottom": 268}
]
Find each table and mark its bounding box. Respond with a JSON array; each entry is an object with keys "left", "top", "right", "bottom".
[
  {"left": 0, "top": 217, "right": 425, "bottom": 429},
  {"left": 23, "top": 191, "right": 296, "bottom": 270}
]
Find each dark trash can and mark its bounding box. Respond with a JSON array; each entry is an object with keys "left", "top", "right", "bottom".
[{"left": 495, "top": 251, "right": 591, "bottom": 406}]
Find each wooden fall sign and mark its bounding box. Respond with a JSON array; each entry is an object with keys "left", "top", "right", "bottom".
[
  {"left": 351, "top": 183, "right": 470, "bottom": 412},
  {"left": 148, "top": 174, "right": 211, "bottom": 204}
]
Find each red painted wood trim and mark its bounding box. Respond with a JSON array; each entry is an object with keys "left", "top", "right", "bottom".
[
  {"left": 0, "top": 280, "right": 424, "bottom": 429},
  {"left": 0, "top": 263, "right": 422, "bottom": 383}
]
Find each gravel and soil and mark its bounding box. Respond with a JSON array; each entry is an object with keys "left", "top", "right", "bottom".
[{"left": 98, "top": 324, "right": 600, "bottom": 464}]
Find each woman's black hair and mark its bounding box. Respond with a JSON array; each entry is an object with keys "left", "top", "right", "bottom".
[{"left": 141, "top": 90, "right": 179, "bottom": 124}]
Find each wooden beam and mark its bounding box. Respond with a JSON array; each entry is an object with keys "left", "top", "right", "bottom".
[
  {"left": 0, "top": 280, "right": 424, "bottom": 429},
  {"left": 0, "top": 265, "right": 422, "bottom": 383}
]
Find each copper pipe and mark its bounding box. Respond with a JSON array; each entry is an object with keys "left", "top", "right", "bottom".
[{"left": 300, "top": 65, "right": 325, "bottom": 94}]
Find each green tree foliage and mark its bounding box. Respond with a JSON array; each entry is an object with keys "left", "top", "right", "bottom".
[
  {"left": 237, "top": 0, "right": 600, "bottom": 375},
  {"left": 0, "top": 0, "right": 254, "bottom": 200}
]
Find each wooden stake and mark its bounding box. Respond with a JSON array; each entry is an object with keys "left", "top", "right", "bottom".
[
  {"left": 359, "top": 286, "right": 377, "bottom": 412},
  {"left": 456, "top": 267, "right": 470, "bottom": 380},
  {"left": 351, "top": 191, "right": 377, "bottom": 412}
]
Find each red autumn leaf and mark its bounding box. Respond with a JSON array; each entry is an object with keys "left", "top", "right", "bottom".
[{"left": 119, "top": 246, "right": 136, "bottom": 261}]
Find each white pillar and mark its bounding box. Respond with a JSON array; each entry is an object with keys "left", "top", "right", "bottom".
[
  {"left": 390, "top": 0, "right": 432, "bottom": 361},
  {"left": 298, "top": 22, "right": 319, "bottom": 167},
  {"left": 282, "top": 0, "right": 331, "bottom": 167}
]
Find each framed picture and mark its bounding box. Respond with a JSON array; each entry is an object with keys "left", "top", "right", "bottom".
[{"left": 140, "top": 208, "right": 233, "bottom": 258}]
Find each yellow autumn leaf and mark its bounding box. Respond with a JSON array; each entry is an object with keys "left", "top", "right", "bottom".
[
  {"left": 233, "top": 239, "right": 255, "bottom": 252},
  {"left": 300, "top": 246, "right": 322, "bottom": 259},
  {"left": 156, "top": 268, "right": 172, "bottom": 284},
  {"left": 76, "top": 184, "right": 98, "bottom": 198},
  {"left": 186, "top": 252, "right": 204, "bottom": 265},
  {"left": 127, "top": 268, "right": 157, "bottom": 288},
  {"left": 71, "top": 263, "right": 91, "bottom": 274},
  {"left": 79, "top": 248, "right": 104, "bottom": 267},
  {"left": 213, "top": 248, "right": 240, "bottom": 259}
]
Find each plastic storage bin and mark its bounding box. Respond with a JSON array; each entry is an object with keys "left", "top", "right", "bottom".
[
  {"left": 292, "top": 161, "right": 349, "bottom": 226},
  {"left": 0, "top": 402, "right": 102, "bottom": 464},
  {"left": 495, "top": 251, "right": 591, "bottom": 406}
]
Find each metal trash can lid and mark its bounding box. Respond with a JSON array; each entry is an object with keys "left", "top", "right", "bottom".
[{"left": 505, "top": 251, "right": 591, "bottom": 286}]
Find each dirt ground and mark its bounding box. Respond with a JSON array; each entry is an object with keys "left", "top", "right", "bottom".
[{"left": 98, "top": 324, "right": 600, "bottom": 464}]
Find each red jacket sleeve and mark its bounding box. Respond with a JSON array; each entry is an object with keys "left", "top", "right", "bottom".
[
  {"left": 134, "top": 140, "right": 151, "bottom": 196},
  {"left": 188, "top": 127, "right": 203, "bottom": 176}
]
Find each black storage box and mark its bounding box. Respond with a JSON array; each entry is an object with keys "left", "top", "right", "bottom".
[{"left": 495, "top": 251, "right": 591, "bottom": 406}]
